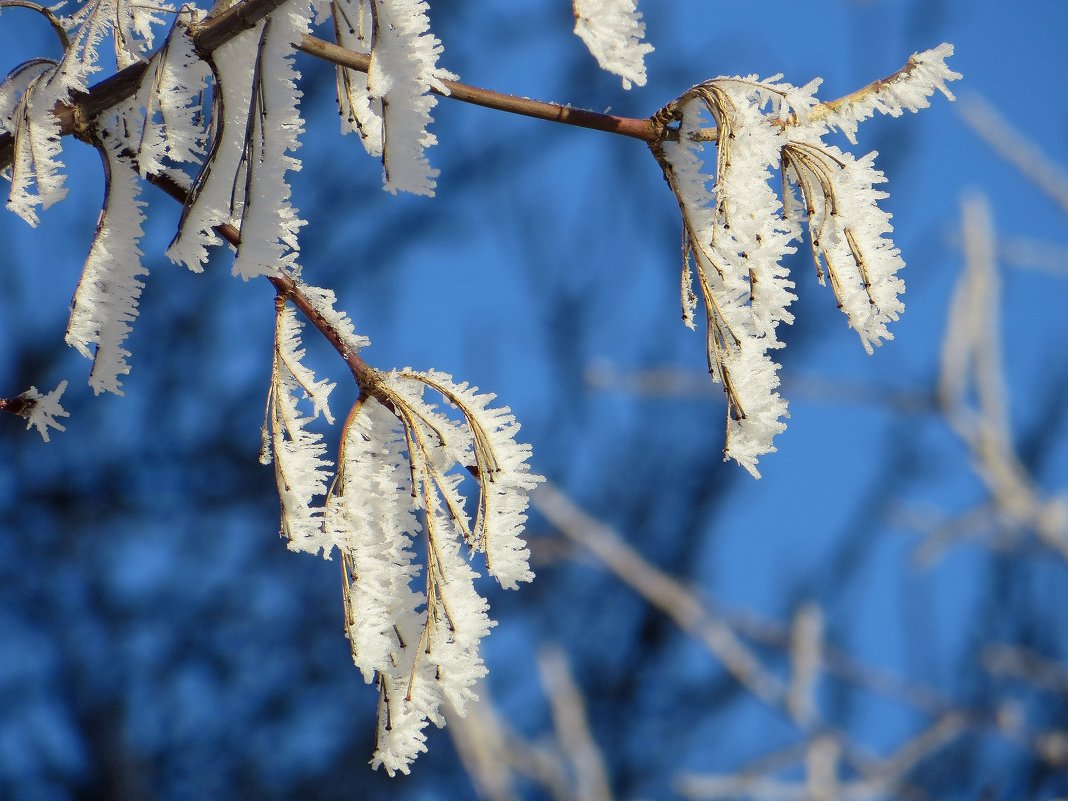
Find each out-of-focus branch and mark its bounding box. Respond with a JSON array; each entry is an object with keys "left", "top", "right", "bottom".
[
  {"left": 445, "top": 654, "right": 616, "bottom": 801},
  {"left": 537, "top": 645, "right": 615, "bottom": 801},
  {"left": 983, "top": 644, "right": 1068, "bottom": 695},
  {"left": 534, "top": 482, "right": 787, "bottom": 707},
  {"left": 584, "top": 363, "right": 936, "bottom": 414},
  {"left": 997, "top": 236, "right": 1068, "bottom": 276},
  {"left": 958, "top": 94, "right": 1068, "bottom": 217},
  {"left": 787, "top": 604, "right": 823, "bottom": 729},
  {"left": 677, "top": 715, "right": 965, "bottom": 801},
  {"left": 937, "top": 192, "right": 1068, "bottom": 560},
  {"left": 445, "top": 691, "right": 523, "bottom": 801}
]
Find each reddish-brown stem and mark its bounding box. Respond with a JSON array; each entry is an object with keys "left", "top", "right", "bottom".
[
  {"left": 144, "top": 169, "right": 377, "bottom": 389},
  {"left": 295, "top": 36, "right": 657, "bottom": 143}
]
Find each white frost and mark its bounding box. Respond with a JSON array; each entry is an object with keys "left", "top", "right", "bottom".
[
  {"left": 16, "top": 381, "right": 70, "bottom": 442},
  {"left": 309, "top": 367, "right": 542, "bottom": 775},
  {"left": 65, "top": 118, "right": 149, "bottom": 395},
  {"left": 654, "top": 48, "right": 958, "bottom": 473},
  {"left": 819, "top": 43, "right": 962, "bottom": 144},
  {"left": 365, "top": 0, "right": 451, "bottom": 196},
  {"left": 573, "top": 0, "right": 654, "bottom": 90},
  {"left": 167, "top": 3, "right": 312, "bottom": 278},
  {"left": 265, "top": 304, "right": 335, "bottom": 548},
  {"left": 129, "top": 13, "right": 211, "bottom": 177}
]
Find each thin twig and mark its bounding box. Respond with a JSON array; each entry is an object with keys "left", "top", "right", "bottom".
[
  {"left": 0, "top": 0, "right": 657, "bottom": 173},
  {"left": 537, "top": 644, "right": 615, "bottom": 801},
  {"left": 296, "top": 36, "right": 656, "bottom": 142},
  {"left": 534, "top": 481, "right": 787, "bottom": 707},
  {"left": 958, "top": 94, "right": 1068, "bottom": 217}
]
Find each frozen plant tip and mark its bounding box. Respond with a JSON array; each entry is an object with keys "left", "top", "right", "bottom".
[
  {"left": 6, "top": 381, "right": 71, "bottom": 442},
  {"left": 650, "top": 44, "right": 960, "bottom": 476}
]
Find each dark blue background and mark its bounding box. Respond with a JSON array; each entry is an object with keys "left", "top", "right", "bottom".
[{"left": 1, "top": 1, "right": 1066, "bottom": 798}]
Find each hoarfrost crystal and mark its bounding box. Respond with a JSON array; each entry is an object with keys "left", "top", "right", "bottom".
[
  {"left": 16, "top": 381, "right": 70, "bottom": 442},
  {"left": 652, "top": 45, "right": 959, "bottom": 474},
  {"left": 573, "top": 0, "right": 654, "bottom": 90}
]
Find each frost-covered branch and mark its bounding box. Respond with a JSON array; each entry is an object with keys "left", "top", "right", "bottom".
[{"left": 1, "top": 0, "right": 969, "bottom": 778}]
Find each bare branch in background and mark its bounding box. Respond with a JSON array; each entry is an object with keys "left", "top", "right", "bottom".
[{"left": 958, "top": 94, "right": 1068, "bottom": 217}]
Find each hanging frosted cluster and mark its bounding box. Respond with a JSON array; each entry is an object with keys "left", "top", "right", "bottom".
[
  {"left": 652, "top": 44, "right": 960, "bottom": 476},
  {"left": 0, "top": 0, "right": 957, "bottom": 774},
  {"left": 262, "top": 303, "right": 540, "bottom": 772}
]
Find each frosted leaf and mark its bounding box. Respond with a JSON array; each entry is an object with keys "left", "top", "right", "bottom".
[
  {"left": 168, "top": 1, "right": 312, "bottom": 278},
  {"left": 573, "top": 0, "right": 654, "bottom": 90},
  {"left": 818, "top": 43, "right": 962, "bottom": 144},
  {"left": 420, "top": 492, "right": 495, "bottom": 714},
  {"left": 331, "top": 0, "right": 384, "bottom": 155},
  {"left": 43, "top": 0, "right": 114, "bottom": 95},
  {"left": 65, "top": 119, "right": 149, "bottom": 395},
  {"left": 265, "top": 304, "right": 334, "bottom": 548},
  {"left": 111, "top": 0, "right": 174, "bottom": 68},
  {"left": 383, "top": 370, "right": 473, "bottom": 468},
  {"left": 0, "top": 59, "right": 55, "bottom": 135},
  {"left": 15, "top": 380, "right": 70, "bottom": 442},
  {"left": 230, "top": 3, "right": 310, "bottom": 279},
  {"left": 7, "top": 0, "right": 120, "bottom": 222},
  {"left": 404, "top": 369, "right": 542, "bottom": 589},
  {"left": 365, "top": 0, "right": 450, "bottom": 196},
  {"left": 327, "top": 399, "right": 423, "bottom": 679},
  {"left": 322, "top": 367, "right": 540, "bottom": 774},
  {"left": 127, "top": 12, "right": 211, "bottom": 177},
  {"left": 370, "top": 485, "right": 494, "bottom": 775},
  {"left": 3, "top": 0, "right": 181, "bottom": 223},
  {"left": 782, "top": 138, "right": 904, "bottom": 353},
  {"left": 652, "top": 47, "right": 958, "bottom": 473},
  {"left": 5, "top": 67, "right": 68, "bottom": 225},
  {"left": 53, "top": 0, "right": 172, "bottom": 69},
  {"left": 657, "top": 80, "right": 798, "bottom": 476},
  {"left": 166, "top": 22, "right": 261, "bottom": 271}
]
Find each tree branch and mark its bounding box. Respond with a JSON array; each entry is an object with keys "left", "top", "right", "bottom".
[
  {"left": 295, "top": 35, "right": 657, "bottom": 142},
  {"left": 143, "top": 168, "right": 378, "bottom": 390},
  {"left": 0, "top": 0, "right": 658, "bottom": 173}
]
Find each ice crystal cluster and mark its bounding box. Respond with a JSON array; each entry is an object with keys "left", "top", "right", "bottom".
[
  {"left": 652, "top": 44, "right": 960, "bottom": 475},
  {"left": 0, "top": 0, "right": 956, "bottom": 773}
]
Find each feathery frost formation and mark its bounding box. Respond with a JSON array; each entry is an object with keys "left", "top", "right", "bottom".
[
  {"left": 573, "top": 0, "right": 654, "bottom": 90},
  {"left": 0, "top": 0, "right": 547, "bottom": 772},
  {"left": 333, "top": 0, "right": 451, "bottom": 195},
  {"left": 653, "top": 45, "right": 960, "bottom": 475},
  {"left": 13, "top": 381, "right": 70, "bottom": 442},
  {"left": 261, "top": 300, "right": 541, "bottom": 774},
  {"left": 168, "top": 5, "right": 311, "bottom": 277},
  {"left": 65, "top": 122, "right": 150, "bottom": 395}
]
